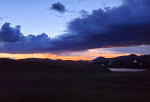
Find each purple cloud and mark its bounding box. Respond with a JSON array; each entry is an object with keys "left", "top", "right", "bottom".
[{"left": 0, "top": 0, "right": 150, "bottom": 54}]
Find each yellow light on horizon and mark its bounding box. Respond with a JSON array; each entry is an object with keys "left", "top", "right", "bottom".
[
  {"left": 0, "top": 52, "right": 135, "bottom": 61},
  {"left": 134, "top": 60, "right": 137, "bottom": 63},
  {"left": 0, "top": 53, "right": 91, "bottom": 61}
]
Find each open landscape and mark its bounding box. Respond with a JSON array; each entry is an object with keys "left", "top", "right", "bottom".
[
  {"left": 0, "top": 0, "right": 150, "bottom": 102},
  {"left": 0, "top": 57, "right": 150, "bottom": 102}
]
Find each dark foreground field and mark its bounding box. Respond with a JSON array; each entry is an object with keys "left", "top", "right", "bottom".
[{"left": 0, "top": 59, "right": 150, "bottom": 102}]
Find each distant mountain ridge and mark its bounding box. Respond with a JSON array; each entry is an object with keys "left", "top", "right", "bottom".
[
  {"left": 92, "top": 54, "right": 150, "bottom": 68},
  {"left": 0, "top": 54, "right": 150, "bottom": 69},
  {"left": 93, "top": 54, "right": 150, "bottom": 62}
]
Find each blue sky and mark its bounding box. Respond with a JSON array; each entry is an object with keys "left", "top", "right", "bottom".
[
  {"left": 0, "top": 0, "right": 122, "bottom": 37},
  {"left": 0, "top": 0, "right": 150, "bottom": 60}
]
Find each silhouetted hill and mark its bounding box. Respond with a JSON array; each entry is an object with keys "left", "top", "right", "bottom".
[
  {"left": 0, "top": 57, "right": 150, "bottom": 102},
  {"left": 92, "top": 54, "right": 150, "bottom": 69},
  {"left": 0, "top": 58, "right": 110, "bottom": 73}
]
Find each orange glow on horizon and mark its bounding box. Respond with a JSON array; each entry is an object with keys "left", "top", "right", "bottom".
[
  {"left": 0, "top": 53, "right": 91, "bottom": 61},
  {"left": 0, "top": 53, "right": 131, "bottom": 61},
  {"left": 87, "top": 53, "right": 130, "bottom": 58}
]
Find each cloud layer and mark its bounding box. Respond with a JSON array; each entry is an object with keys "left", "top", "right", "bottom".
[
  {"left": 0, "top": 0, "right": 150, "bottom": 54},
  {"left": 0, "top": 23, "right": 51, "bottom": 53},
  {"left": 0, "top": 23, "right": 24, "bottom": 42},
  {"left": 50, "top": 0, "right": 150, "bottom": 51}
]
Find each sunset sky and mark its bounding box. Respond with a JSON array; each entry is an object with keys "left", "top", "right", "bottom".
[{"left": 0, "top": 0, "right": 150, "bottom": 60}]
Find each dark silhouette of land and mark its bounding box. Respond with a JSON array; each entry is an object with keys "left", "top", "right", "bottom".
[
  {"left": 93, "top": 54, "right": 150, "bottom": 69},
  {"left": 0, "top": 55, "right": 150, "bottom": 102}
]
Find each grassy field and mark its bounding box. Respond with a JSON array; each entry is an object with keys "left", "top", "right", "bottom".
[{"left": 0, "top": 68, "right": 150, "bottom": 102}]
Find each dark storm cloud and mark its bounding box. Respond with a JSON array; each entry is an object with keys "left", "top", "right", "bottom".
[
  {"left": 50, "top": 2, "right": 66, "bottom": 13},
  {"left": 0, "top": 0, "right": 150, "bottom": 53},
  {"left": 0, "top": 23, "right": 51, "bottom": 53},
  {"left": 0, "top": 23, "right": 24, "bottom": 42},
  {"left": 49, "top": 0, "right": 150, "bottom": 51}
]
